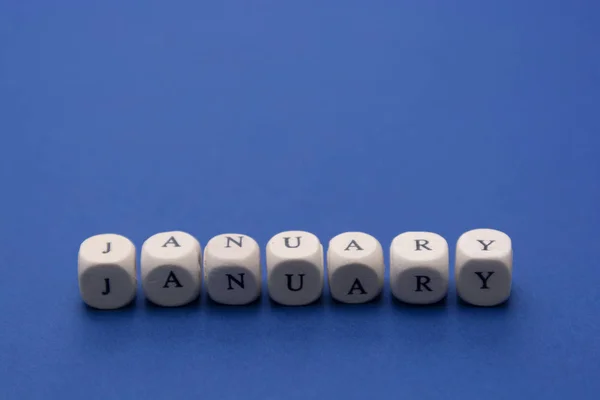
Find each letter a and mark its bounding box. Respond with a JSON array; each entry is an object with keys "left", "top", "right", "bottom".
[
  {"left": 347, "top": 278, "right": 367, "bottom": 295},
  {"left": 162, "top": 236, "right": 181, "bottom": 248},
  {"left": 163, "top": 271, "right": 183, "bottom": 288},
  {"left": 344, "top": 240, "right": 364, "bottom": 251}
]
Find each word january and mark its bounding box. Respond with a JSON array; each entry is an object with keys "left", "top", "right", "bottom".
[{"left": 77, "top": 228, "right": 513, "bottom": 310}]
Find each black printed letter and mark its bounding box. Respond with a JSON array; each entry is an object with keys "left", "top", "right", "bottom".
[
  {"left": 102, "top": 242, "right": 111, "bottom": 254},
  {"left": 101, "top": 278, "right": 110, "bottom": 295},
  {"left": 477, "top": 240, "right": 495, "bottom": 251},
  {"left": 286, "top": 274, "right": 305, "bottom": 291},
  {"left": 415, "top": 275, "right": 432, "bottom": 292},
  {"left": 347, "top": 278, "right": 367, "bottom": 295},
  {"left": 344, "top": 240, "right": 364, "bottom": 251},
  {"left": 163, "top": 271, "right": 183, "bottom": 288},
  {"left": 162, "top": 236, "right": 181, "bottom": 248},
  {"left": 415, "top": 239, "right": 432, "bottom": 251},
  {"left": 475, "top": 272, "right": 494, "bottom": 289},
  {"left": 225, "top": 236, "right": 244, "bottom": 248},
  {"left": 284, "top": 237, "right": 302, "bottom": 248},
  {"left": 226, "top": 273, "right": 245, "bottom": 290}
]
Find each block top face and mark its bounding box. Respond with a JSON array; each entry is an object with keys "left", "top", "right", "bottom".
[
  {"left": 457, "top": 229, "right": 512, "bottom": 259},
  {"left": 79, "top": 233, "right": 135, "bottom": 265},
  {"left": 391, "top": 232, "right": 448, "bottom": 262},
  {"left": 267, "top": 231, "right": 320, "bottom": 259},
  {"left": 142, "top": 231, "right": 200, "bottom": 260},
  {"left": 328, "top": 232, "right": 381, "bottom": 260},
  {"left": 205, "top": 234, "right": 258, "bottom": 261}
]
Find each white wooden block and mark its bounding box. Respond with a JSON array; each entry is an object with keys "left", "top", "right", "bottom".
[
  {"left": 141, "top": 231, "right": 202, "bottom": 307},
  {"left": 390, "top": 232, "right": 449, "bottom": 304},
  {"left": 203, "top": 233, "right": 261, "bottom": 305},
  {"left": 266, "top": 230, "right": 324, "bottom": 306},
  {"left": 327, "top": 232, "right": 384, "bottom": 304},
  {"left": 78, "top": 233, "right": 137, "bottom": 310},
  {"left": 455, "top": 228, "right": 513, "bottom": 306}
]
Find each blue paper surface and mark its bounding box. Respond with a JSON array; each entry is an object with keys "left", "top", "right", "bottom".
[{"left": 1, "top": 1, "right": 599, "bottom": 399}]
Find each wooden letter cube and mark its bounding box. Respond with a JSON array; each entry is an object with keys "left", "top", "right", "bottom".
[
  {"left": 203, "top": 233, "right": 261, "bottom": 305},
  {"left": 141, "top": 231, "right": 202, "bottom": 307},
  {"left": 266, "top": 230, "right": 324, "bottom": 306},
  {"left": 78, "top": 233, "right": 137, "bottom": 310},
  {"left": 390, "top": 232, "right": 449, "bottom": 305},
  {"left": 327, "top": 232, "right": 384, "bottom": 304},
  {"left": 455, "top": 228, "right": 513, "bottom": 306}
]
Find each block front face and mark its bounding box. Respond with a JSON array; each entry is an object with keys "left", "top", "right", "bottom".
[
  {"left": 266, "top": 231, "right": 323, "bottom": 306},
  {"left": 457, "top": 260, "right": 511, "bottom": 306},
  {"left": 393, "top": 267, "right": 446, "bottom": 304},
  {"left": 329, "top": 265, "right": 381, "bottom": 303},
  {"left": 78, "top": 234, "right": 137, "bottom": 310},
  {"left": 141, "top": 231, "right": 202, "bottom": 307},
  {"left": 268, "top": 260, "right": 323, "bottom": 306},
  {"left": 455, "top": 229, "right": 512, "bottom": 306},
  {"left": 390, "top": 232, "right": 449, "bottom": 304},
  {"left": 204, "top": 234, "right": 261, "bottom": 305},
  {"left": 327, "top": 232, "right": 384, "bottom": 303},
  {"left": 143, "top": 265, "right": 199, "bottom": 307}
]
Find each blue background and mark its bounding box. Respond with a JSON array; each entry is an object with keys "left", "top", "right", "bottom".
[{"left": 1, "top": 1, "right": 599, "bottom": 399}]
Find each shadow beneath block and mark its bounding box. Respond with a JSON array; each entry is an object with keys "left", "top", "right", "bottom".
[
  {"left": 455, "top": 294, "right": 512, "bottom": 312},
  {"left": 268, "top": 295, "right": 326, "bottom": 315},
  {"left": 80, "top": 297, "right": 138, "bottom": 320},
  {"left": 391, "top": 295, "right": 449, "bottom": 316},
  {"left": 142, "top": 294, "right": 202, "bottom": 316},
  {"left": 327, "top": 292, "right": 385, "bottom": 315},
  {"left": 204, "top": 295, "right": 263, "bottom": 317}
]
